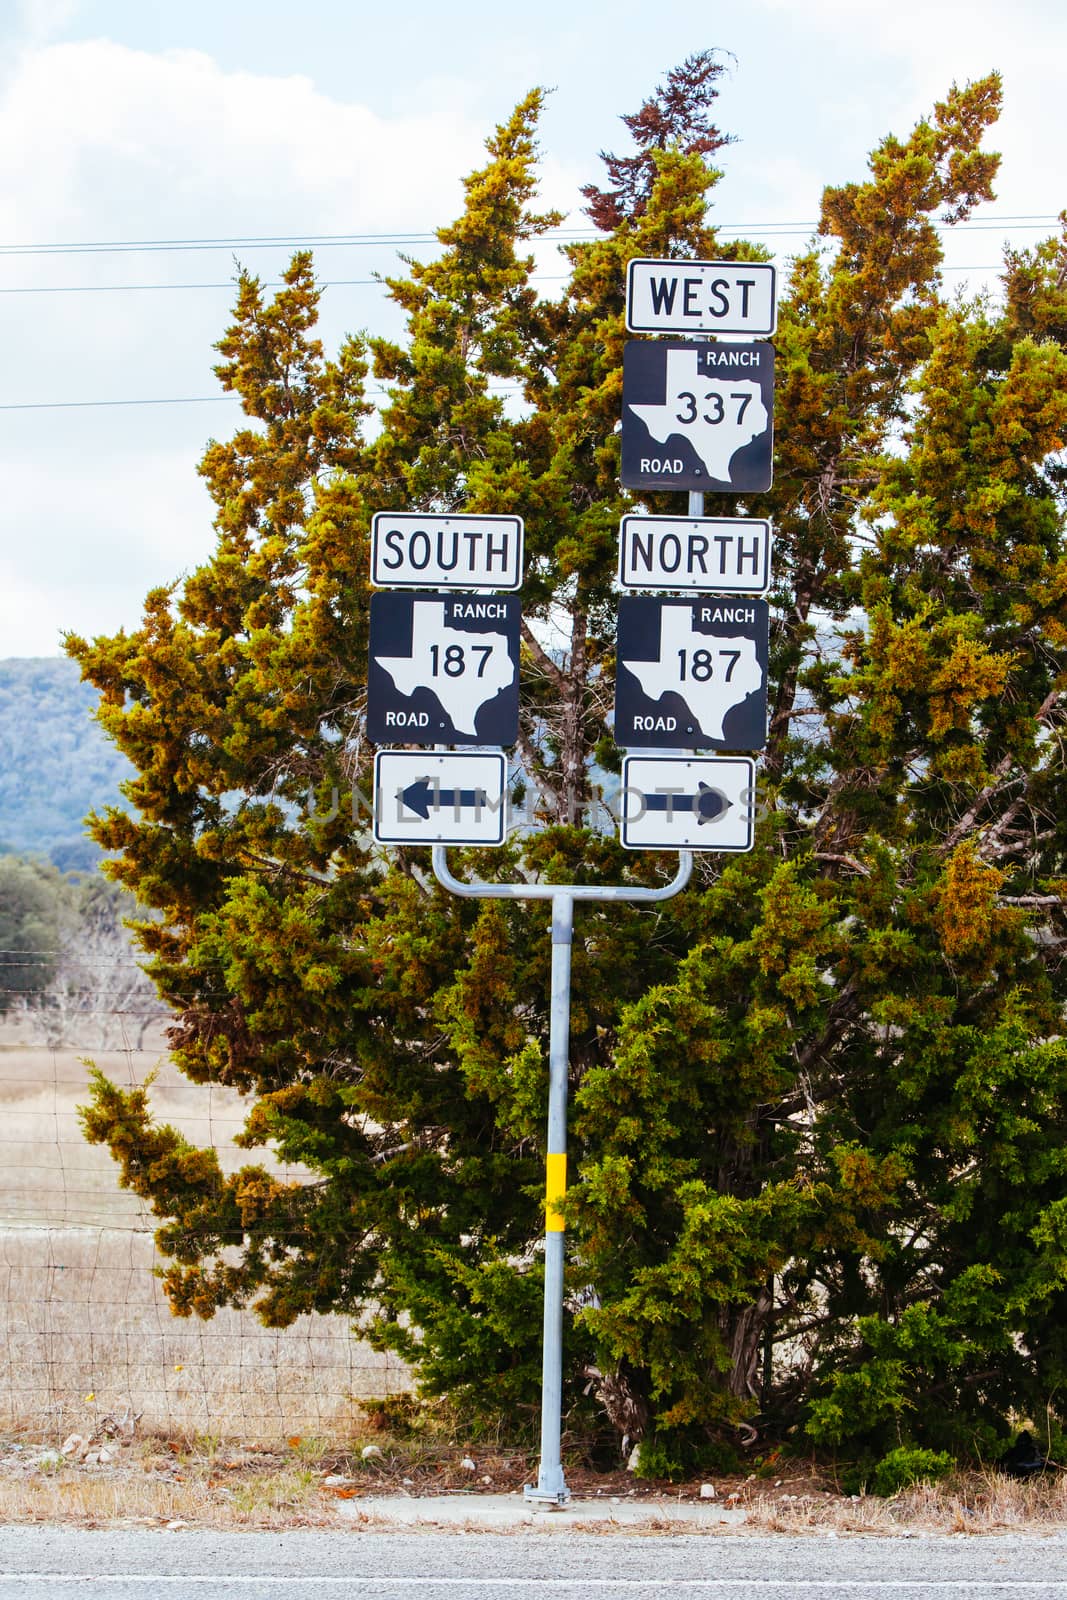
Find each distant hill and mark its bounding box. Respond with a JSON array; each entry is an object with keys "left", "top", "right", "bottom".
[{"left": 0, "top": 658, "right": 131, "bottom": 870}]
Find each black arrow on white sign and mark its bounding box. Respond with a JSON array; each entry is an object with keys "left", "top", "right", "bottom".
[
  {"left": 401, "top": 779, "right": 489, "bottom": 819},
  {"left": 641, "top": 783, "right": 732, "bottom": 825}
]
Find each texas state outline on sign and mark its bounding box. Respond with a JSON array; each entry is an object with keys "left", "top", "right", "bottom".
[
  {"left": 628, "top": 347, "right": 768, "bottom": 482},
  {"left": 375, "top": 600, "right": 515, "bottom": 735},
  {"left": 620, "top": 608, "right": 763, "bottom": 741}
]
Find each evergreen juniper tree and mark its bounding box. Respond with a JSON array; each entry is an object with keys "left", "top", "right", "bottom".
[{"left": 70, "top": 60, "right": 1067, "bottom": 1473}]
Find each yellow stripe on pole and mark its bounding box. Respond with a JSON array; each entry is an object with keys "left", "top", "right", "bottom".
[{"left": 545, "top": 1152, "right": 567, "bottom": 1233}]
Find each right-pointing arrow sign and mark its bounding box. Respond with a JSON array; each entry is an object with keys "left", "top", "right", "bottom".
[
  {"left": 641, "top": 782, "right": 732, "bottom": 825},
  {"left": 620, "top": 756, "right": 756, "bottom": 852}
]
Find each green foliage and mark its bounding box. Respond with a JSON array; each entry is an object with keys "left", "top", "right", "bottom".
[
  {"left": 65, "top": 59, "right": 1067, "bottom": 1470},
  {"left": 870, "top": 1446, "right": 954, "bottom": 1498},
  {"left": 632, "top": 1431, "right": 740, "bottom": 1482},
  {"left": 631, "top": 1435, "right": 686, "bottom": 1482}
]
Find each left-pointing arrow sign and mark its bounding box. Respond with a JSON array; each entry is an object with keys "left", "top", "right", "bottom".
[
  {"left": 401, "top": 779, "right": 488, "bottom": 820},
  {"left": 374, "top": 751, "right": 507, "bottom": 847}
]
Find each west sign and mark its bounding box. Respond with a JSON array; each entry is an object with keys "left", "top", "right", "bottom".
[{"left": 626, "top": 259, "right": 777, "bottom": 337}]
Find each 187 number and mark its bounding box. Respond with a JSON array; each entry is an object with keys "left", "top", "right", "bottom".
[
  {"left": 677, "top": 647, "right": 742, "bottom": 682},
  {"left": 429, "top": 643, "right": 492, "bottom": 677}
]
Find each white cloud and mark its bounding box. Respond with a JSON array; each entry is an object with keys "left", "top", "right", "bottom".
[
  {"left": 0, "top": 38, "right": 558, "bottom": 654},
  {"left": 0, "top": 40, "right": 492, "bottom": 245}
]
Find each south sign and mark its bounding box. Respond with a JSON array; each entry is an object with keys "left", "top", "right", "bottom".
[{"left": 371, "top": 512, "right": 524, "bottom": 590}]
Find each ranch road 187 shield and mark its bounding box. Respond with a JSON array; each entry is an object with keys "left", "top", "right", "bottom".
[
  {"left": 620, "top": 339, "right": 774, "bottom": 493},
  {"left": 614, "top": 595, "right": 769, "bottom": 751},
  {"left": 368, "top": 591, "right": 520, "bottom": 747}
]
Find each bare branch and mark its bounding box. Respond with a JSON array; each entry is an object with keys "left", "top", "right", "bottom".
[
  {"left": 814, "top": 851, "right": 871, "bottom": 877},
  {"left": 520, "top": 621, "right": 565, "bottom": 688}
]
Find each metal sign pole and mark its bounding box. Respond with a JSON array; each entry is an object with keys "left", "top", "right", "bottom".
[
  {"left": 536, "top": 889, "right": 574, "bottom": 1502},
  {"left": 430, "top": 846, "right": 692, "bottom": 1505}
]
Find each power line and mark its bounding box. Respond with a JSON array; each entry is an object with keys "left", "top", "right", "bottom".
[
  {"left": 0, "top": 383, "right": 525, "bottom": 411},
  {"left": 0, "top": 278, "right": 376, "bottom": 295},
  {"left": 0, "top": 266, "right": 994, "bottom": 297},
  {"left": 0, "top": 273, "right": 571, "bottom": 297},
  {"left": 0, "top": 214, "right": 1059, "bottom": 258},
  {"left": 0, "top": 227, "right": 599, "bottom": 259},
  {"left": 0, "top": 396, "right": 233, "bottom": 411}
]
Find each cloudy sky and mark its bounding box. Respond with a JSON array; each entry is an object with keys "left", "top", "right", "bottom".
[{"left": 2, "top": 0, "right": 1065, "bottom": 657}]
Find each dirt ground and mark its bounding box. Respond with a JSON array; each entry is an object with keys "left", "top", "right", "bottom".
[{"left": 0, "top": 1424, "right": 1065, "bottom": 1533}]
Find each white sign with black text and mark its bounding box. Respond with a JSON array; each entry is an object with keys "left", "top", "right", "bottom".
[
  {"left": 626, "top": 259, "right": 777, "bottom": 337},
  {"left": 373, "top": 751, "right": 508, "bottom": 846},
  {"left": 371, "top": 513, "right": 524, "bottom": 590},
  {"left": 618, "top": 515, "right": 771, "bottom": 595},
  {"left": 619, "top": 755, "right": 756, "bottom": 852}
]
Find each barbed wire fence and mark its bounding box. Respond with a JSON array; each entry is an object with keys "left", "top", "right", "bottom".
[{"left": 0, "top": 951, "right": 411, "bottom": 1443}]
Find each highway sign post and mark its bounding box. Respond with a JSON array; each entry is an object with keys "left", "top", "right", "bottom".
[
  {"left": 367, "top": 255, "right": 776, "bottom": 1509},
  {"left": 373, "top": 751, "right": 508, "bottom": 846},
  {"left": 619, "top": 755, "right": 757, "bottom": 851},
  {"left": 429, "top": 846, "right": 692, "bottom": 1505},
  {"left": 367, "top": 590, "right": 520, "bottom": 746},
  {"left": 626, "top": 258, "right": 777, "bottom": 337},
  {"left": 371, "top": 512, "right": 524, "bottom": 590},
  {"left": 614, "top": 594, "right": 769, "bottom": 750},
  {"left": 620, "top": 339, "right": 774, "bottom": 493},
  {"left": 618, "top": 514, "right": 772, "bottom": 595}
]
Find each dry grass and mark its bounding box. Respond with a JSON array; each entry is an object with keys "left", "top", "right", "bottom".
[
  {"left": 733, "top": 1471, "right": 1067, "bottom": 1534},
  {"left": 0, "top": 1042, "right": 259, "bottom": 1228},
  {"left": 0, "top": 1427, "right": 533, "bottom": 1529},
  {"left": 0, "top": 1044, "right": 411, "bottom": 1439}
]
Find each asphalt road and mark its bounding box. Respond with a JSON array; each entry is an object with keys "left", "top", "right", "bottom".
[{"left": 2, "top": 1528, "right": 1067, "bottom": 1599}]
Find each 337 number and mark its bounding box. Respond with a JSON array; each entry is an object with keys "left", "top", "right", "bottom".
[{"left": 675, "top": 389, "right": 752, "bottom": 426}]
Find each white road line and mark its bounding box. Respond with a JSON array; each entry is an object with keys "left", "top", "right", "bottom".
[{"left": 3, "top": 1579, "right": 1067, "bottom": 1590}]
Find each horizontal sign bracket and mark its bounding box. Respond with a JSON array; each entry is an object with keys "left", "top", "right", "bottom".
[{"left": 430, "top": 846, "right": 692, "bottom": 905}]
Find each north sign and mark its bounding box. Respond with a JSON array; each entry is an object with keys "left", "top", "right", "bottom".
[
  {"left": 367, "top": 591, "right": 520, "bottom": 747},
  {"left": 619, "top": 755, "right": 756, "bottom": 852},
  {"left": 614, "top": 595, "right": 769, "bottom": 751},
  {"left": 371, "top": 512, "right": 523, "bottom": 590},
  {"left": 626, "top": 259, "right": 777, "bottom": 337},
  {"left": 618, "top": 515, "right": 772, "bottom": 595},
  {"left": 374, "top": 751, "right": 508, "bottom": 846},
  {"left": 620, "top": 339, "right": 774, "bottom": 493}
]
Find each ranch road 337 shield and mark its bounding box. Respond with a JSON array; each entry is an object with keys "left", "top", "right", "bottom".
[
  {"left": 368, "top": 591, "right": 520, "bottom": 747},
  {"left": 614, "top": 595, "right": 769, "bottom": 751},
  {"left": 620, "top": 339, "right": 774, "bottom": 493}
]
